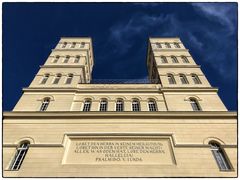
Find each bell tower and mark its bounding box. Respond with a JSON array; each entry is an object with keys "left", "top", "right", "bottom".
[{"left": 146, "top": 37, "right": 227, "bottom": 111}]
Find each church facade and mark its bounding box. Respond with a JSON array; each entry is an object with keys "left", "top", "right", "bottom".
[{"left": 3, "top": 37, "right": 237, "bottom": 177}]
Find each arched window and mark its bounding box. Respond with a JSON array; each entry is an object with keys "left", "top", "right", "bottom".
[
  {"left": 40, "top": 98, "right": 50, "bottom": 111},
  {"left": 99, "top": 99, "right": 107, "bottom": 111},
  {"left": 63, "top": 56, "right": 70, "bottom": 63},
  {"left": 10, "top": 141, "right": 30, "bottom": 170},
  {"left": 160, "top": 56, "right": 167, "bottom": 63},
  {"left": 167, "top": 74, "right": 176, "bottom": 84},
  {"left": 181, "top": 56, "right": 189, "bottom": 63},
  {"left": 62, "top": 42, "right": 67, "bottom": 48},
  {"left": 74, "top": 56, "right": 80, "bottom": 63},
  {"left": 132, "top": 99, "right": 140, "bottom": 111},
  {"left": 179, "top": 74, "right": 189, "bottom": 84},
  {"left": 53, "top": 74, "right": 61, "bottom": 84},
  {"left": 40, "top": 74, "right": 49, "bottom": 84},
  {"left": 148, "top": 99, "right": 157, "bottom": 111},
  {"left": 156, "top": 43, "right": 162, "bottom": 48},
  {"left": 116, "top": 99, "right": 124, "bottom": 111},
  {"left": 65, "top": 74, "right": 73, "bottom": 84},
  {"left": 80, "top": 42, "right": 85, "bottom": 48},
  {"left": 83, "top": 99, "right": 91, "bottom": 111},
  {"left": 189, "top": 98, "right": 201, "bottom": 111},
  {"left": 52, "top": 55, "right": 60, "bottom": 63},
  {"left": 209, "top": 142, "right": 231, "bottom": 171},
  {"left": 165, "top": 42, "right": 171, "bottom": 48},
  {"left": 71, "top": 42, "right": 76, "bottom": 48},
  {"left": 171, "top": 56, "right": 179, "bottom": 63},
  {"left": 174, "top": 42, "right": 180, "bottom": 48},
  {"left": 191, "top": 74, "right": 202, "bottom": 84}
]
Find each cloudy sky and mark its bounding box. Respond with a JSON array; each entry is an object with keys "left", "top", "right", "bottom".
[{"left": 3, "top": 3, "right": 237, "bottom": 110}]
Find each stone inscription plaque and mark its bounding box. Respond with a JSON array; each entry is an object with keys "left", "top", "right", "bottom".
[{"left": 64, "top": 137, "right": 175, "bottom": 165}]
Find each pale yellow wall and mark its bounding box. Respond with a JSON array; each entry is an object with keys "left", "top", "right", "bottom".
[
  {"left": 14, "top": 93, "right": 75, "bottom": 111},
  {"left": 3, "top": 116, "right": 237, "bottom": 177},
  {"left": 163, "top": 92, "right": 227, "bottom": 111},
  {"left": 29, "top": 67, "right": 85, "bottom": 87}
]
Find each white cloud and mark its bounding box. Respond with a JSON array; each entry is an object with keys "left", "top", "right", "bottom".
[
  {"left": 107, "top": 3, "right": 237, "bottom": 80},
  {"left": 192, "top": 3, "right": 237, "bottom": 35}
]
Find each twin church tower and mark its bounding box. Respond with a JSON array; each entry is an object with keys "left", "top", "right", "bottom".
[{"left": 3, "top": 37, "right": 237, "bottom": 177}]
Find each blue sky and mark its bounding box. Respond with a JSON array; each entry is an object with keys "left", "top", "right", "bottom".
[{"left": 3, "top": 2, "right": 237, "bottom": 111}]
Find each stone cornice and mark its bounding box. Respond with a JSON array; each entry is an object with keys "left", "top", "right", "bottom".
[
  {"left": 157, "top": 65, "right": 200, "bottom": 68},
  {"left": 40, "top": 65, "right": 85, "bottom": 68},
  {"left": 3, "top": 111, "right": 237, "bottom": 119},
  {"left": 161, "top": 87, "right": 219, "bottom": 92},
  {"left": 22, "top": 86, "right": 219, "bottom": 93}
]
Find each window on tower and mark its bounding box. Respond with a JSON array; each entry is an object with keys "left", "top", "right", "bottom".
[
  {"left": 52, "top": 55, "right": 60, "bottom": 63},
  {"left": 156, "top": 43, "right": 162, "bottom": 48},
  {"left": 40, "top": 74, "right": 50, "bottom": 84},
  {"left": 174, "top": 42, "right": 180, "bottom": 48},
  {"left": 71, "top": 42, "right": 76, "bottom": 48},
  {"left": 167, "top": 74, "right": 176, "bottom": 84},
  {"left": 179, "top": 74, "right": 189, "bottom": 84},
  {"left": 9, "top": 141, "right": 30, "bottom": 171},
  {"left": 63, "top": 56, "right": 70, "bottom": 63},
  {"left": 80, "top": 42, "right": 85, "bottom": 48},
  {"left": 171, "top": 56, "right": 179, "bottom": 63},
  {"left": 40, "top": 98, "right": 50, "bottom": 111},
  {"left": 132, "top": 99, "right": 140, "bottom": 111},
  {"left": 116, "top": 99, "right": 124, "bottom": 111},
  {"left": 191, "top": 74, "right": 202, "bottom": 84},
  {"left": 74, "top": 56, "right": 80, "bottom": 63},
  {"left": 160, "top": 56, "right": 168, "bottom": 63},
  {"left": 62, "top": 42, "right": 67, "bottom": 48},
  {"left": 53, "top": 74, "right": 61, "bottom": 84},
  {"left": 99, "top": 99, "right": 107, "bottom": 111},
  {"left": 148, "top": 99, "right": 157, "bottom": 111},
  {"left": 181, "top": 56, "right": 189, "bottom": 63},
  {"left": 189, "top": 98, "right": 201, "bottom": 111},
  {"left": 209, "top": 141, "right": 232, "bottom": 171},
  {"left": 83, "top": 99, "right": 91, "bottom": 111},
  {"left": 65, "top": 74, "right": 73, "bottom": 84},
  {"left": 165, "top": 42, "right": 171, "bottom": 48}
]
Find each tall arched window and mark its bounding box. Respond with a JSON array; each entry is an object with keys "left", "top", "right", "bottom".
[
  {"left": 62, "top": 42, "right": 67, "bottom": 48},
  {"left": 191, "top": 74, "right": 202, "bottom": 84},
  {"left": 52, "top": 55, "right": 60, "bottom": 63},
  {"left": 148, "top": 99, "right": 157, "bottom": 111},
  {"left": 65, "top": 74, "right": 73, "bottom": 84},
  {"left": 209, "top": 142, "right": 231, "bottom": 171},
  {"left": 99, "top": 99, "right": 107, "bottom": 111},
  {"left": 160, "top": 56, "right": 167, "bottom": 63},
  {"left": 83, "top": 99, "right": 91, "bottom": 111},
  {"left": 189, "top": 98, "right": 201, "bottom": 111},
  {"left": 179, "top": 74, "right": 189, "bottom": 84},
  {"left": 165, "top": 42, "right": 171, "bottom": 48},
  {"left": 116, "top": 99, "right": 124, "bottom": 111},
  {"left": 40, "top": 98, "right": 50, "bottom": 111},
  {"left": 80, "top": 42, "right": 85, "bottom": 48},
  {"left": 40, "top": 74, "right": 49, "bottom": 84},
  {"left": 53, "top": 74, "right": 61, "bottom": 84},
  {"left": 174, "top": 42, "right": 180, "bottom": 48},
  {"left": 132, "top": 99, "right": 140, "bottom": 111},
  {"left": 74, "top": 56, "right": 80, "bottom": 63},
  {"left": 10, "top": 141, "right": 30, "bottom": 170},
  {"left": 167, "top": 74, "right": 176, "bottom": 84},
  {"left": 63, "top": 56, "right": 70, "bottom": 63},
  {"left": 171, "top": 56, "right": 179, "bottom": 63},
  {"left": 71, "top": 42, "right": 76, "bottom": 48},
  {"left": 156, "top": 42, "right": 162, "bottom": 48},
  {"left": 181, "top": 56, "right": 189, "bottom": 63}
]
